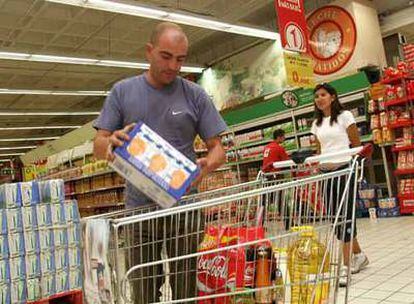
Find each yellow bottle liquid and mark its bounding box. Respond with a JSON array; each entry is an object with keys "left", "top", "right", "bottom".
[{"left": 288, "top": 226, "right": 330, "bottom": 304}]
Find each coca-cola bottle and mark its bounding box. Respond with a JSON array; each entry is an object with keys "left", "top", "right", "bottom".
[{"left": 255, "top": 247, "right": 272, "bottom": 304}]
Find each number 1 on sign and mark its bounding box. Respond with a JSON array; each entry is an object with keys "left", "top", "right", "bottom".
[{"left": 285, "top": 23, "right": 305, "bottom": 52}]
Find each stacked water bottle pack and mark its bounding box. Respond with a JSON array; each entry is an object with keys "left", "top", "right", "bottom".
[{"left": 0, "top": 179, "right": 83, "bottom": 303}]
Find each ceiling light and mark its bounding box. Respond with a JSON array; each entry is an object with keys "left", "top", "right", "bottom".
[
  {"left": 0, "top": 88, "right": 108, "bottom": 96},
  {"left": 0, "top": 153, "right": 25, "bottom": 157},
  {"left": 0, "top": 126, "right": 81, "bottom": 130},
  {"left": 0, "top": 112, "right": 100, "bottom": 116},
  {"left": 0, "top": 51, "right": 204, "bottom": 73},
  {"left": 45, "top": 0, "right": 278, "bottom": 40},
  {"left": 0, "top": 136, "right": 60, "bottom": 142},
  {"left": 0, "top": 146, "right": 37, "bottom": 151}
]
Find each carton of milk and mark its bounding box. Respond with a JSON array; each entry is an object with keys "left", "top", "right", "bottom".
[
  {"left": 111, "top": 122, "right": 199, "bottom": 208},
  {"left": 51, "top": 203, "right": 66, "bottom": 224},
  {"left": 67, "top": 223, "right": 81, "bottom": 246},
  {"left": 39, "top": 228, "right": 54, "bottom": 251},
  {"left": 53, "top": 227, "right": 68, "bottom": 248},
  {"left": 8, "top": 232, "right": 25, "bottom": 257},
  {"left": 26, "top": 277, "right": 41, "bottom": 302},
  {"left": 39, "top": 179, "right": 65, "bottom": 203},
  {"left": 68, "top": 246, "right": 82, "bottom": 268},
  {"left": 40, "top": 273, "right": 56, "bottom": 298},
  {"left": 0, "top": 282, "right": 10, "bottom": 304},
  {"left": 19, "top": 181, "right": 40, "bottom": 206},
  {"left": 0, "top": 209, "right": 7, "bottom": 235},
  {"left": 0, "top": 234, "right": 9, "bottom": 259},
  {"left": 23, "top": 230, "right": 40, "bottom": 254},
  {"left": 25, "top": 253, "right": 41, "bottom": 278},
  {"left": 54, "top": 247, "right": 69, "bottom": 270},
  {"left": 11, "top": 278, "right": 27, "bottom": 304},
  {"left": 0, "top": 183, "right": 21, "bottom": 208},
  {"left": 69, "top": 267, "right": 83, "bottom": 290},
  {"left": 6, "top": 208, "right": 23, "bottom": 233},
  {"left": 40, "top": 250, "right": 56, "bottom": 274},
  {"left": 56, "top": 270, "right": 69, "bottom": 293},
  {"left": 22, "top": 206, "right": 38, "bottom": 230},
  {"left": 0, "top": 258, "right": 10, "bottom": 283},
  {"left": 36, "top": 204, "right": 52, "bottom": 227},
  {"left": 9, "top": 256, "right": 26, "bottom": 280},
  {"left": 65, "top": 200, "right": 80, "bottom": 223}
]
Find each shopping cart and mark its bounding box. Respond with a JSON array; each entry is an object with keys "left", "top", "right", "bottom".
[{"left": 81, "top": 145, "right": 372, "bottom": 304}]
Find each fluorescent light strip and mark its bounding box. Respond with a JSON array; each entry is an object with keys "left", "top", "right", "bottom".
[
  {"left": 0, "top": 112, "right": 100, "bottom": 116},
  {"left": 0, "top": 159, "right": 12, "bottom": 162},
  {"left": 0, "top": 51, "right": 204, "bottom": 73},
  {"left": 0, "top": 88, "right": 108, "bottom": 96},
  {"left": 0, "top": 137, "right": 60, "bottom": 142},
  {"left": 45, "top": 0, "right": 278, "bottom": 40},
  {"left": 0, "top": 146, "right": 37, "bottom": 151},
  {"left": 0, "top": 126, "right": 81, "bottom": 130},
  {"left": 0, "top": 153, "right": 25, "bottom": 157}
]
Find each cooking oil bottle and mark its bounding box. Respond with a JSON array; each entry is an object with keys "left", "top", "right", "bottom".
[{"left": 288, "top": 226, "right": 330, "bottom": 304}]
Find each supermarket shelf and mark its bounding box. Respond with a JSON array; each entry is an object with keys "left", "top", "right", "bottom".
[
  {"left": 384, "top": 95, "right": 414, "bottom": 107},
  {"left": 381, "top": 75, "right": 414, "bottom": 85},
  {"left": 392, "top": 144, "right": 414, "bottom": 152},
  {"left": 228, "top": 138, "right": 271, "bottom": 151},
  {"left": 398, "top": 193, "right": 414, "bottom": 200},
  {"left": 66, "top": 184, "right": 125, "bottom": 196},
  {"left": 227, "top": 148, "right": 299, "bottom": 166},
  {"left": 387, "top": 120, "right": 414, "bottom": 129},
  {"left": 361, "top": 134, "right": 373, "bottom": 143},
  {"left": 296, "top": 129, "right": 311, "bottom": 137},
  {"left": 64, "top": 169, "right": 115, "bottom": 182},
  {"left": 378, "top": 142, "right": 395, "bottom": 147},
  {"left": 394, "top": 168, "right": 414, "bottom": 175},
  {"left": 400, "top": 205, "right": 414, "bottom": 215},
  {"left": 79, "top": 202, "right": 125, "bottom": 210}
]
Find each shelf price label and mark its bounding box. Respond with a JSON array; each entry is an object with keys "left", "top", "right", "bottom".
[
  {"left": 274, "top": 0, "right": 308, "bottom": 53},
  {"left": 283, "top": 52, "right": 315, "bottom": 88}
]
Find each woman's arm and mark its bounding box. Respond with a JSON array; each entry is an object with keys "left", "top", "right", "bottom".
[
  {"left": 314, "top": 137, "right": 321, "bottom": 154},
  {"left": 347, "top": 123, "right": 361, "bottom": 148}
]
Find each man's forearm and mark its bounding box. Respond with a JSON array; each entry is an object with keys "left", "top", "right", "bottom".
[
  {"left": 205, "top": 144, "right": 226, "bottom": 173},
  {"left": 93, "top": 135, "right": 110, "bottom": 160}
]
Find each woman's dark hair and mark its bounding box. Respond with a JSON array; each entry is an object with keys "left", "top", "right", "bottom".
[{"left": 313, "top": 83, "right": 344, "bottom": 126}]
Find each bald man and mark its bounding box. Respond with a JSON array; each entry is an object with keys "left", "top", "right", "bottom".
[{"left": 93, "top": 22, "right": 227, "bottom": 302}]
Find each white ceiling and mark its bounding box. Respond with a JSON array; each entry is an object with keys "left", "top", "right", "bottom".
[{"left": 0, "top": 0, "right": 412, "bottom": 161}]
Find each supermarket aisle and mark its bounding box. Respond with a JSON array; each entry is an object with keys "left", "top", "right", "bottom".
[{"left": 338, "top": 216, "right": 414, "bottom": 304}]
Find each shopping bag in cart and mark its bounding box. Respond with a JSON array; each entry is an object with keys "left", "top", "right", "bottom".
[{"left": 197, "top": 225, "right": 270, "bottom": 303}]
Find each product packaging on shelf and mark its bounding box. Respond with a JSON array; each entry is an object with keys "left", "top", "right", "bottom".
[
  {"left": 39, "top": 229, "right": 54, "bottom": 251},
  {"left": 8, "top": 232, "right": 25, "bottom": 257},
  {"left": 0, "top": 209, "right": 7, "bottom": 235},
  {"left": 53, "top": 227, "right": 68, "bottom": 248},
  {"left": 25, "top": 253, "right": 41, "bottom": 278},
  {"left": 69, "top": 267, "right": 83, "bottom": 290},
  {"left": 0, "top": 184, "right": 20, "bottom": 209},
  {"left": 51, "top": 203, "right": 66, "bottom": 225},
  {"left": 67, "top": 223, "right": 81, "bottom": 245},
  {"left": 21, "top": 206, "right": 38, "bottom": 230},
  {"left": 55, "top": 270, "right": 69, "bottom": 293},
  {"left": 36, "top": 204, "right": 52, "bottom": 227},
  {"left": 68, "top": 246, "right": 82, "bottom": 268},
  {"left": 11, "top": 278, "right": 27, "bottom": 303},
  {"left": 0, "top": 234, "right": 9, "bottom": 259},
  {"left": 54, "top": 247, "right": 69, "bottom": 270},
  {"left": 23, "top": 230, "right": 40, "bottom": 254},
  {"left": 6, "top": 208, "right": 23, "bottom": 233},
  {"left": 0, "top": 258, "right": 10, "bottom": 282},
  {"left": 40, "top": 250, "right": 56, "bottom": 274},
  {"left": 9, "top": 255, "right": 26, "bottom": 280},
  {"left": 39, "top": 179, "right": 65, "bottom": 203},
  {"left": 26, "top": 277, "right": 41, "bottom": 302},
  {"left": 0, "top": 283, "right": 11, "bottom": 304},
  {"left": 19, "top": 181, "right": 40, "bottom": 206},
  {"left": 40, "top": 273, "right": 56, "bottom": 298},
  {"left": 111, "top": 121, "right": 200, "bottom": 208}
]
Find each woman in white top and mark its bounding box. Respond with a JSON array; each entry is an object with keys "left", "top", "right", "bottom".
[{"left": 311, "top": 83, "right": 369, "bottom": 287}]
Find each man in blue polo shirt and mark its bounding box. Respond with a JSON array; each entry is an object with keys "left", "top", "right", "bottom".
[{"left": 93, "top": 22, "right": 227, "bottom": 303}]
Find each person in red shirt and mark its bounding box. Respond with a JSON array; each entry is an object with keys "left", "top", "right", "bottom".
[{"left": 262, "top": 129, "right": 289, "bottom": 172}]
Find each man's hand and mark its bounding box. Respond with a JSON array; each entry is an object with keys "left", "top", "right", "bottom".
[
  {"left": 94, "top": 123, "right": 136, "bottom": 161},
  {"left": 106, "top": 123, "right": 136, "bottom": 161}
]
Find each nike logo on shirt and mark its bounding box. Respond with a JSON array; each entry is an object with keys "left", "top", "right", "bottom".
[{"left": 172, "top": 111, "right": 182, "bottom": 115}]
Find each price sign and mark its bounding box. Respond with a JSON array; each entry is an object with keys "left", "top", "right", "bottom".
[
  {"left": 283, "top": 52, "right": 315, "bottom": 88},
  {"left": 274, "top": 0, "right": 308, "bottom": 53}
]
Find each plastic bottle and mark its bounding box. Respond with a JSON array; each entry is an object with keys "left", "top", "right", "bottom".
[
  {"left": 271, "top": 250, "right": 285, "bottom": 304},
  {"left": 255, "top": 247, "right": 272, "bottom": 304},
  {"left": 288, "top": 226, "right": 330, "bottom": 304}
]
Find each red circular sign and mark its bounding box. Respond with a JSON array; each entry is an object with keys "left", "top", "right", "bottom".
[{"left": 307, "top": 5, "right": 357, "bottom": 75}]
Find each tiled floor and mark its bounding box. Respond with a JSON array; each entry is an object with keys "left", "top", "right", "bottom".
[{"left": 337, "top": 216, "right": 414, "bottom": 304}]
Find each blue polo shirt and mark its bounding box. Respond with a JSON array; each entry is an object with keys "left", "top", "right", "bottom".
[{"left": 94, "top": 73, "right": 227, "bottom": 207}]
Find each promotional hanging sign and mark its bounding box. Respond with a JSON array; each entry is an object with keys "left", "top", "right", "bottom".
[
  {"left": 307, "top": 5, "right": 357, "bottom": 75},
  {"left": 274, "top": 0, "right": 309, "bottom": 53},
  {"left": 283, "top": 52, "right": 315, "bottom": 88}
]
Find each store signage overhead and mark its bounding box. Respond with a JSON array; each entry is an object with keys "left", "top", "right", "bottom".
[
  {"left": 281, "top": 90, "right": 299, "bottom": 108},
  {"left": 283, "top": 52, "right": 315, "bottom": 88},
  {"left": 274, "top": 0, "right": 308, "bottom": 53},
  {"left": 307, "top": 5, "right": 357, "bottom": 75}
]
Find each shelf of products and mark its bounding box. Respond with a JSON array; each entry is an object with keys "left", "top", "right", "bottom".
[
  {"left": 394, "top": 168, "right": 414, "bottom": 175},
  {"left": 392, "top": 144, "right": 414, "bottom": 152}
]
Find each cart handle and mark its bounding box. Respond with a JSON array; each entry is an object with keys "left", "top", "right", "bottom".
[{"left": 272, "top": 144, "right": 373, "bottom": 169}]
